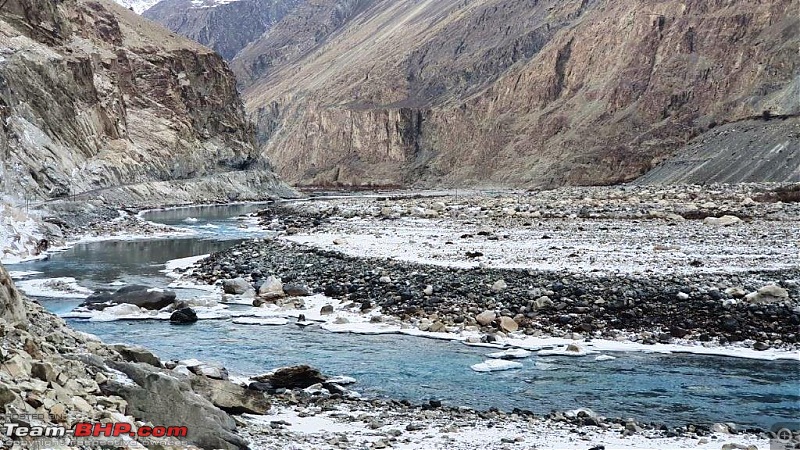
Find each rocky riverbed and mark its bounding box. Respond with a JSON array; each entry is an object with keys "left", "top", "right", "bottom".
[{"left": 187, "top": 184, "right": 800, "bottom": 352}]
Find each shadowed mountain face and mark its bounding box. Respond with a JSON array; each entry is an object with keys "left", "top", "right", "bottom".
[
  {"left": 143, "top": 0, "right": 302, "bottom": 61},
  {"left": 143, "top": 0, "right": 800, "bottom": 188},
  {"left": 0, "top": 0, "right": 290, "bottom": 202}
]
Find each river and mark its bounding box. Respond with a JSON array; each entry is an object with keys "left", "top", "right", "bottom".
[{"left": 7, "top": 202, "right": 799, "bottom": 429}]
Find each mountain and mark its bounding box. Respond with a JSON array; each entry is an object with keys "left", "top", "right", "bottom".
[
  {"left": 0, "top": 0, "right": 293, "bottom": 203},
  {"left": 113, "top": 0, "right": 162, "bottom": 13},
  {"left": 234, "top": 0, "right": 798, "bottom": 187},
  {"left": 143, "top": 0, "right": 302, "bottom": 60}
]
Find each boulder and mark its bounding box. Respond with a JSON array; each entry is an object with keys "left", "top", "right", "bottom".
[
  {"left": 428, "top": 322, "right": 446, "bottom": 333},
  {"left": 498, "top": 316, "right": 519, "bottom": 333},
  {"left": 170, "top": 307, "right": 198, "bottom": 325},
  {"left": 745, "top": 284, "right": 790, "bottom": 304},
  {"left": 262, "top": 365, "right": 326, "bottom": 389},
  {"left": 190, "top": 376, "right": 270, "bottom": 415},
  {"left": 320, "top": 305, "right": 334, "bottom": 315},
  {"left": 533, "top": 296, "right": 554, "bottom": 309},
  {"left": 31, "top": 362, "right": 56, "bottom": 382},
  {"left": 258, "top": 276, "right": 284, "bottom": 299},
  {"left": 703, "top": 215, "right": 742, "bottom": 226},
  {"left": 283, "top": 283, "right": 311, "bottom": 297},
  {"left": 112, "top": 344, "right": 162, "bottom": 368},
  {"left": 102, "top": 361, "right": 247, "bottom": 450},
  {"left": 222, "top": 278, "right": 251, "bottom": 295},
  {"left": 475, "top": 310, "right": 496, "bottom": 326},
  {"left": 82, "top": 285, "right": 176, "bottom": 311},
  {"left": 491, "top": 279, "right": 507, "bottom": 292},
  {"left": 190, "top": 364, "right": 228, "bottom": 380}
]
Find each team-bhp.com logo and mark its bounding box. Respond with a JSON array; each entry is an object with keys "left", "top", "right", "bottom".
[{"left": 4, "top": 422, "right": 187, "bottom": 439}]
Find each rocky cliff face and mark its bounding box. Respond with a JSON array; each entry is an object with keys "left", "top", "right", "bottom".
[
  {"left": 0, "top": 0, "right": 292, "bottom": 203},
  {"left": 1, "top": 261, "right": 259, "bottom": 449},
  {"left": 235, "top": 0, "right": 799, "bottom": 187},
  {"left": 0, "top": 264, "right": 26, "bottom": 323},
  {"left": 143, "top": 0, "right": 302, "bottom": 61}
]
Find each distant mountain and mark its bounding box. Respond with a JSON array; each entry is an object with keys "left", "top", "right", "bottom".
[
  {"left": 113, "top": 0, "right": 163, "bottom": 13},
  {"left": 139, "top": 0, "right": 800, "bottom": 188},
  {"left": 238, "top": 0, "right": 799, "bottom": 187},
  {"left": 143, "top": 0, "right": 302, "bottom": 60}
]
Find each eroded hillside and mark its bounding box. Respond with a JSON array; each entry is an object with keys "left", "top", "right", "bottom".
[
  {"left": 0, "top": 0, "right": 292, "bottom": 202},
  {"left": 237, "top": 0, "right": 798, "bottom": 187}
]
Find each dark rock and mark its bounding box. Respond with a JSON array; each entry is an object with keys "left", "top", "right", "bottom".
[
  {"left": 170, "top": 307, "right": 198, "bottom": 325},
  {"left": 112, "top": 344, "right": 162, "bottom": 368},
  {"left": 283, "top": 283, "right": 311, "bottom": 296},
  {"left": 83, "top": 285, "right": 176, "bottom": 311},
  {"left": 222, "top": 278, "right": 252, "bottom": 295},
  {"left": 190, "top": 376, "right": 271, "bottom": 415},
  {"left": 264, "top": 365, "right": 326, "bottom": 389}
]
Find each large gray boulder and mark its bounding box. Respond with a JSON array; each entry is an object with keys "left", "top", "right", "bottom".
[
  {"left": 82, "top": 285, "right": 177, "bottom": 311},
  {"left": 190, "top": 376, "right": 271, "bottom": 415},
  {"left": 102, "top": 361, "right": 248, "bottom": 450}
]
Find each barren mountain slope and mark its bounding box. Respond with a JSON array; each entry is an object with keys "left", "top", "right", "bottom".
[
  {"left": 0, "top": 0, "right": 291, "bottom": 202},
  {"left": 240, "top": 0, "right": 799, "bottom": 187},
  {"left": 143, "top": 0, "right": 302, "bottom": 61}
]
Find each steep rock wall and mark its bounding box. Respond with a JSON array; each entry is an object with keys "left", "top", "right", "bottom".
[{"left": 243, "top": 0, "right": 799, "bottom": 187}]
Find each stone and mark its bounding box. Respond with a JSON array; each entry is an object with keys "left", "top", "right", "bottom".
[
  {"left": 283, "top": 283, "right": 311, "bottom": 297},
  {"left": 83, "top": 285, "right": 177, "bottom": 311},
  {"left": 491, "top": 279, "right": 507, "bottom": 292},
  {"left": 113, "top": 345, "right": 162, "bottom": 368},
  {"left": 222, "top": 278, "right": 252, "bottom": 295},
  {"left": 745, "top": 284, "right": 790, "bottom": 304},
  {"left": 70, "top": 395, "right": 93, "bottom": 414},
  {"left": 423, "top": 285, "right": 434, "bottom": 296},
  {"left": 258, "top": 276, "right": 284, "bottom": 298},
  {"left": 533, "top": 296, "right": 553, "bottom": 309},
  {"left": 428, "top": 322, "right": 446, "bottom": 333},
  {"left": 475, "top": 310, "right": 496, "bottom": 326},
  {"left": 379, "top": 276, "right": 392, "bottom": 283},
  {"left": 31, "top": 362, "right": 56, "bottom": 382},
  {"left": 498, "top": 316, "right": 519, "bottom": 333},
  {"left": 0, "top": 383, "right": 17, "bottom": 407},
  {"left": 190, "top": 376, "right": 270, "bottom": 415},
  {"left": 191, "top": 364, "right": 228, "bottom": 380},
  {"left": 711, "top": 423, "right": 730, "bottom": 434},
  {"left": 320, "top": 305, "right": 334, "bottom": 315},
  {"left": 724, "top": 287, "right": 747, "bottom": 298},
  {"left": 703, "top": 215, "right": 742, "bottom": 226},
  {"left": 752, "top": 341, "right": 770, "bottom": 351},
  {"left": 264, "top": 365, "right": 326, "bottom": 389},
  {"left": 170, "top": 307, "right": 198, "bottom": 324}
]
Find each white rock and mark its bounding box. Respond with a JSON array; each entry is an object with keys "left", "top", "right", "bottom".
[
  {"left": 259, "top": 276, "right": 284, "bottom": 297},
  {"left": 703, "top": 215, "right": 742, "bottom": 226},
  {"left": 491, "top": 279, "right": 507, "bottom": 292},
  {"left": 595, "top": 355, "right": 617, "bottom": 361},
  {"left": 475, "top": 310, "right": 496, "bottom": 326},
  {"left": 677, "top": 292, "right": 690, "bottom": 300}
]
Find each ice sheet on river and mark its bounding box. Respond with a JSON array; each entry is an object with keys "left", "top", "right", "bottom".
[{"left": 15, "top": 277, "right": 94, "bottom": 299}]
